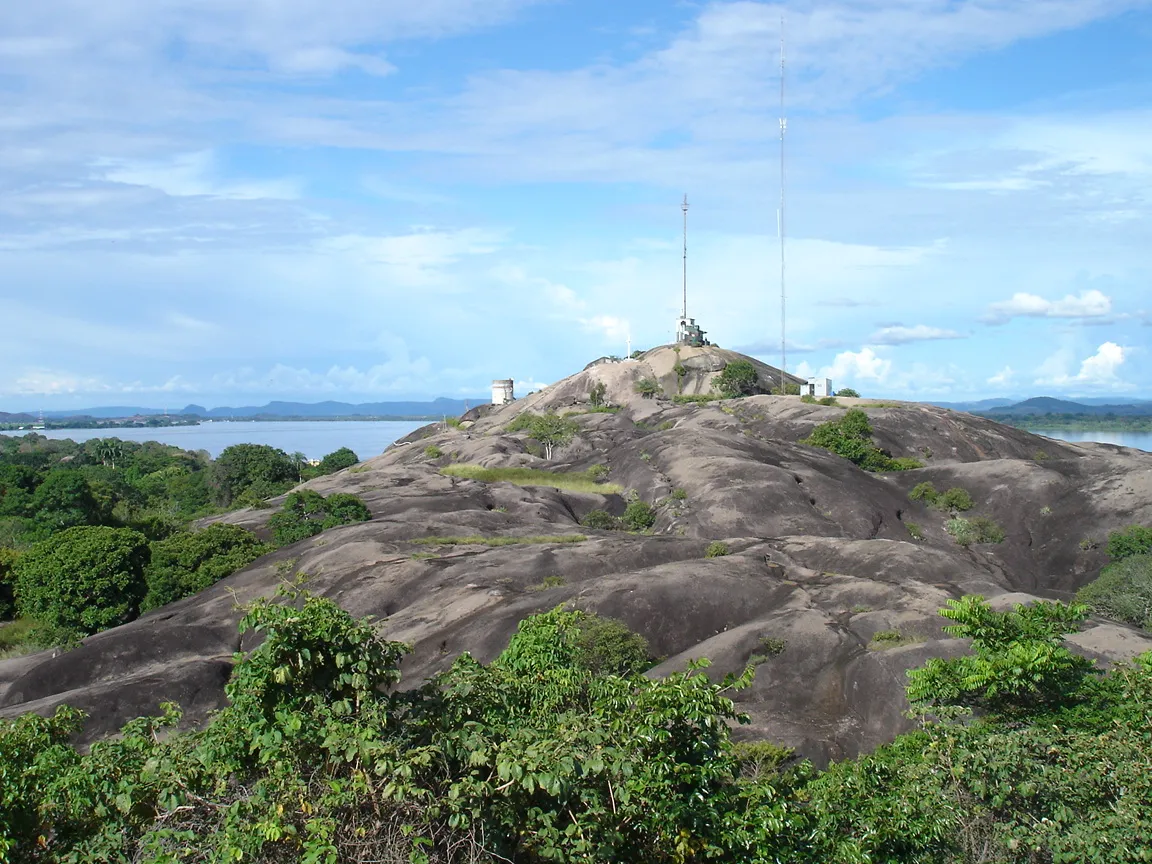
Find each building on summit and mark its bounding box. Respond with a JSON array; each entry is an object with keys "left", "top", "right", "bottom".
[{"left": 491, "top": 379, "right": 514, "bottom": 406}]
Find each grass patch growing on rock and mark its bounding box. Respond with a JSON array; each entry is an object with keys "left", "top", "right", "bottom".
[
  {"left": 946, "top": 516, "right": 1006, "bottom": 546},
  {"left": 705, "top": 541, "right": 730, "bottom": 558},
  {"left": 869, "top": 629, "right": 925, "bottom": 650},
  {"left": 411, "top": 535, "right": 587, "bottom": 547},
  {"left": 1076, "top": 554, "right": 1152, "bottom": 630},
  {"left": 802, "top": 409, "right": 923, "bottom": 472},
  {"left": 441, "top": 464, "right": 623, "bottom": 495},
  {"left": 0, "top": 618, "right": 43, "bottom": 660}
]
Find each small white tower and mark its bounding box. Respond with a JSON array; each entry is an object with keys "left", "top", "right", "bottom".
[{"left": 491, "top": 379, "right": 515, "bottom": 406}]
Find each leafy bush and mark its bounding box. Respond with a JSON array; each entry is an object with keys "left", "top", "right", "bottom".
[
  {"left": 1107, "top": 525, "right": 1152, "bottom": 561},
  {"left": 266, "top": 489, "right": 371, "bottom": 546},
  {"left": 869, "top": 629, "right": 922, "bottom": 649},
  {"left": 586, "top": 463, "right": 610, "bottom": 481},
  {"left": 670, "top": 487, "right": 687, "bottom": 501},
  {"left": 423, "top": 444, "right": 443, "bottom": 459},
  {"left": 946, "top": 515, "right": 1005, "bottom": 546},
  {"left": 210, "top": 443, "right": 297, "bottom": 507},
  {"left": 770, "top": 383, "right": 802, "bottom": 395},
  {"left": 835, "top": 387, "right": 860, "bottom": 397},
  {"left": 802, "top": 408, "right": 916, "bottom": 472},
  {"left": 906, "top": 595, "right": 1093, "bottom": 714},
  {"left": 574, "top": 613, "right": 651, "bottom": 676},
  {"left": 910, "top": 481, "right": 938, "bottom": 502},
  {"left": 579, "top": 509, "right": 620, "bottom": 530},
  {"left": 938, "top": 487, "right": 974, "bottom": 512},
  {"left": 817, "top": 396, "right": 839, "bottom": 406},
  {"left": 800, "top": 394, "right": 817, "bottom": 404},
  {"left": 905, "top": 521, "right": 924, "bottom": 541},
  {"left": 715, "top": 360, "right": 761, "bottom": 398},
  {"left": 705, "top": 541, "right": 730, "bottom": 558},
  {"left": 143, "top": 523, "right": 272, "bottom": 611},
  {"left": 888, "top": 457, "right": 925, "bottom": 470},
  {"left": 621, "top": 500, "right": 657, "bottom": 531},
  {"left": 671, "top": 393, "right": 720, "bottom": 404},
  {"left": 1077, "top": 554, "right": 1152, "bottom": 630},
  {"left": 14, "top": 526, "right": 150, "bottom": 639},
  {"left": 0, "top": 548, "right": 17, "bottom": 620},
  {"left": 522, "top": 412, "right": 579, "bottom": 460},
  {"left": 588, "top": 380, "right": 608, "bottom": 407},
  {"left": 316, "top": 446, "right": 359, "bottom": 475},
  {"left": 634, "top": 377, "right": 661, "bottom": 398}
]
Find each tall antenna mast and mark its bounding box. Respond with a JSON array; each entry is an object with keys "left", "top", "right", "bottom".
[
  {"left": 681, "top": 193, "right": 689, "bottom": 321},
  {"left": 778, "top": 16, "right": 787, "bottom": 394}
]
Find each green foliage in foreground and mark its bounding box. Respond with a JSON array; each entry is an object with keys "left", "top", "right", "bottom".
[
  {"left": 316, "top": 447, "right": 360, "bottom": 475},
  {"left": 621, "top": 500, "right": 656, "bottom": 531},
  {"left": 266, "top": 489, "right": 372, "bottom": 547},
  {"left": 143, "top": 523, "right": 273, "bottom": 611},
  {"left": 2, "top": 590, "right": 1152, "bottom": 862},
  {"left": 802, "top": 408, "right": 923, "bottom": 472},
  {"left": 1077, "top": 553, "right": 1152, "bottom": 630},
  {"left": 1107, "top": 524, "right": 1152, "bottom": 561},
  {"left": 441, "top": 464, "right": 624, "bottom": 495},
  {"left": 714, "top": 360, "right": 761, "bottom": 398},
  {"left": 13, "top": 526, "right": 150, "bottom": 640}
]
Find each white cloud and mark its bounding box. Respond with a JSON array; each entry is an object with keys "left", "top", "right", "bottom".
[
  {"left": 1035, "top": 341, "right": 1130, "bottom": 388},
  {"left": 321, "top": 227, "right": 505, "bottom": 287},
  {"left": 987, "top": 366, "right": 1015, "bottom": 387},
  {"left": 868, "top": 324, "right": 964, "bottom": 345},
  {"left": 983, "top": 289, "right": 1112, "bottom": 325},
  {"left": 98, "top": 152, "right": 301, "bottom": 200},
  {"left": 820, "top": 347, "right": 892, "bottom": 384},
  {"left": 5, "top": 367, "right": 113, "bottom": 396}
]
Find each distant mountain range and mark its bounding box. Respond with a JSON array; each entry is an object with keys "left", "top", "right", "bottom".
[
  {"left": 979, "top": 397, "right": 1152, "bottom": 417},
  {"left": 8, "top": 398, "right": 487, "bottom": 421}
]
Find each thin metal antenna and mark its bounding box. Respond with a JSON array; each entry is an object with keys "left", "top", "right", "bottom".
[
  {"left": 681, "top": 193, "right": 689, "bottom": 322},
  {"left": 779, "top": 16, "right": 787, "bottom": 395}
]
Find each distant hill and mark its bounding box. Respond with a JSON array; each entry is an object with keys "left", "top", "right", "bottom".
[
  {"left": 33, "top": 398, "right": 488, "bottom": 421},
  {"left": 0, "top": 412, "right": 35, "bottom": 423},
  {"left": 929, "top": 398, "right": 1017, "bottom": 411},
  {"left": 983, "top": 397, "right": 1152, "bottom": 417}
]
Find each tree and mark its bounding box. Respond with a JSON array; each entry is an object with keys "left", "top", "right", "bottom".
[
  {"left": 209, "top": 444, "right": 297, "bottom": 506},
  {"left": 143, "top": 524, "right": 272, "bottom": 611},
  {"left": 526, "top": 412, "right": 579, "bottom": 460},
  {"left": 906, "top": 595, "right": 1095, "bottom": 715},
  {"left": 0, "top": 548, "right": 18, "bottom": 620},
  {"left": 30, "top": 470, "right": 101, "bottom": 531},
  {"left": 14, "top": 526, "right": 150, "bottom": 638},
  {"left": 91, "top": 438, "right": 125, "bottom": 469},
  {"left": 316, "top": 447, "right": 359, "bottom": 475},
  {"left": 589, "top": 380, "right": 607, "bottom": 407},
  {"left": 634, "top": 377, "right": 660, "bottom": 398},
  {"left": 835, "top": 387, "right": 861, "bottom": 398},
  {"left": 714, "top": 360, "right": 761, "bottom": 398},
  {"left": 290, "top": 451, "right": 309, "bottom": 483},
  {"left": 267, "top": 490, "right": 372, "bottom": 546}
]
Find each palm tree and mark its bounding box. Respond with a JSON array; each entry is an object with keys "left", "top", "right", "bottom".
[{"left": 291, "top": 451, "right": 309, "bottom": 482}]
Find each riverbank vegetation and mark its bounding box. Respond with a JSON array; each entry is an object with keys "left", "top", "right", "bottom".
[{"left": 1, "top": 587, "right": 1149, "bottom": 862}]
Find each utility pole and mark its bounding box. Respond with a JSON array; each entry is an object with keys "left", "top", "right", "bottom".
[
  {"left": 778, "top": 17, "right": 788, "bottom": 395},
  {"left": 681, "top": 193, "right": 689, "bottom": 322}
]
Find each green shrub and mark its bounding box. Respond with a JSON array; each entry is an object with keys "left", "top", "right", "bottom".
[
  {"left": 574, "top": 614, "right": 651, "bottom": 676},
  {"left": 14, "top": 526, "right": 150, "bottom": 639},
  {"left": 579, "top": 509, "right": 620, "bottom": 530},
  {"left": 910, "top": 481, "right": 939, "bottom": 502},
  {"left": 732, "top": 740, "right": 794, "bottom": 781},
  {"left": 818, "top": 396, "right": 840, "bottom": 406},
  {"left": 905, "top": 521, "right": 924, "bottom": 541},
  {"left": 770, "top": 383, "right": 802, "bottom": 395},
  {"left": 705, "top": 541, "right": 730, "bottom": 558},
  {"left": 671, "top": 393, "right": 721, "bottom": 404},
  {"left": 715, "top": 360, "right": 761, "bottom": 398},
  {"left": 423, "top": 445, "right": 443, "bottom": 459},
  {"left": 1107, "top": 525, "right": 1152, "bottom": 561},
  {"left": 658, "top": 419, "right": 676, "bottom": 431},
  {"left": 634, "top": 377, "right": 660, "bottom": 398},
  {"left": 800, "top": 394, "right": 817, "bottom": 404},
  {"left": 938, "top": 487, "right": 974, "bottom": 512},
  {"left": 1077, "top": 554, "right": 1152, "bottom": 630},
  {"left": 266, "top": 490, "right": 371, "bottom": 547},
  {"left": 529, "top": 575, "right": 566, "bottom": 592},
  {"left": 143, "top": 524, "right": 272, "bottom": 611},
  {"left": 802, "top": 408, "right": 912, "bottom": 472},
  {"left": 621, "top": 500, "right": 657, "bottom": 531},
  {"left": 869, "top": 629, "right": 922, "bottom": 650},
  {"left": 670, "top": 487, "right": 687, "bottom": 501},
  {"left": 0, "top": 548, "right": 17, "bottom": 621},
  {"left": 445, "top": 416, "right": 463, "bottom": 429},
  {"left": 946, "top": 515, "right": 1005, "bottom": 546},
  {"left": 210, "top": 443, "right": 297, "bottom": 507},
  {"left": 586, "top": 464, "right": 610, "bottom": 481},
  {"left": 888, "top": 457, "right": 925, "bottom": 471},
  {"left": 316, "top": 447, "right": 359, "bottom": 475},
  {"left": 835, "top": 387, "right": 860, "bottom": 398}
]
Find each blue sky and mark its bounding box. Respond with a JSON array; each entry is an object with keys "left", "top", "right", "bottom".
[{"left": 1, "top": 0, "right": 1151, "bottom": 410}]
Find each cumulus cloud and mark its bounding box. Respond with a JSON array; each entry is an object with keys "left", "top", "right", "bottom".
[
  {"left": 868, "top": 324, "right": 965, "bottom": 345},
  {"left": 1035, "top": 342, "right": 1129, "bottom": 388},
  {"left": 987, "top": 366, "right": 1016, "bottom": 387},
  {"left": 983, "top": 289, "right": 1112, "bottom": 325},
  {"left": 824, "top": 348, "right": 892, "bottom": 384}
]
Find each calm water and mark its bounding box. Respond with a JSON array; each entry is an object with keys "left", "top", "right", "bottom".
[
  {"left": 8, "top": 420, "right": 430, "bottom": 460},
  {"left": 1033, "top": 430, "right": 1152, "bottom": 452}
]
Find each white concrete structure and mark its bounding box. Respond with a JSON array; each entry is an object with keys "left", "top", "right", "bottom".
[
  {"left": 806, "top": 377, "right": 833, "bottom": 398},
  {"left": 491, "top": 379, "right": 515, "bottom": 406}
]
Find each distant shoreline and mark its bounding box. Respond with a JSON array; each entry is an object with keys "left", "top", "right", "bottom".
[
  {"left": 977, "top": 414, "right": 1152, "bottom": 433},
  {"left": 0, "top": 416, "right": 446, "bottom": 433}
]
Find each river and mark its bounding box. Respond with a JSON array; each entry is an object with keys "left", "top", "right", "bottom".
[
  {"left": 7, "top": 420, "right": 430, "bottom": 460},
  {"left": 7, "top": 421, "right": 1151, "bottom": 459}
]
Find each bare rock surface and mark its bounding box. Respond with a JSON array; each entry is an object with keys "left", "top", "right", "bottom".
[{"left": 3, "top": 346, "right": 1151, "bottom": 765}]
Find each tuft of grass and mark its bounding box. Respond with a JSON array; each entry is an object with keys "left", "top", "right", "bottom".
[
  {"left": 411, "top": 535, "right": 587, "bottom": 547},
  {"left": 445, "top": 417, "right": 463, "bottom": 429},
  {"left": 640, "top": 451, "right": 652, "bottom": 462},
  {"left": 658, "top": 420, "right": 676, "bottom": 431},
  {"left": 705, "top": 541, "right": 730, "bottom": 558},
  {"left": 672, "top": 393, "right": 722, "bottom": 405},
  {"left": 1080, "top": 536, "right": 1100, "bottom": 551},
  {"left": 348, "top": 465, "right": 371, "bottom": 474},
  {"left": 528, "top": 575, "right": 566, "bottom": 592},
  {"left": 905, "top": 521, "right": 925, "bottom": 542},
  {"left": 275, "top": 557, "right": 299, "bottom": 575},
  {"left": 946, "top": 516, "right": 1006, "bottom": 546},
  {"left": 1040, "top": 505, "right": 1052, "bottom": 516},
  {"left": 0, "top": 618, "right": 43, "bottom": 659},
  {"left": 424, "top": 445, "right": 443, "bottom": 459},
  {"left": 670, "top": 487, "right": 687, "bottom": 501},
  {"left": 850, "top": 604, "right": 872, "bottom": 614},
  {"left": 818, "top": 396, "right": 840, "bottom": 407},
  {"left": 586, "top": 464, "right": 610, "bottom": 481},
  {"left": 869, "top": 629, "right": 925, "bottom": 650},
  {"left": 441, "top": 464, "right": 624, "bottom": 495},
  {"left": 1034, "top": 449, "right": 1050, "bottom": 461}
]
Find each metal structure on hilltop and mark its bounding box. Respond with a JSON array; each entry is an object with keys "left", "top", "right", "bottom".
[
  {"left": 675, "top": 193, "right": 709, "bottom": 347},
  {"left": 778, "top": 16, "right": 788, "bottom": 395},
  {"left": 681, "top": 193, "right": 689, "bottom": 321}
]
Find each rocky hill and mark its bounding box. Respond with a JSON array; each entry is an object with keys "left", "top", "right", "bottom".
[{"left": 3, "top": 346, "right": 1151, "bottom": 764}]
